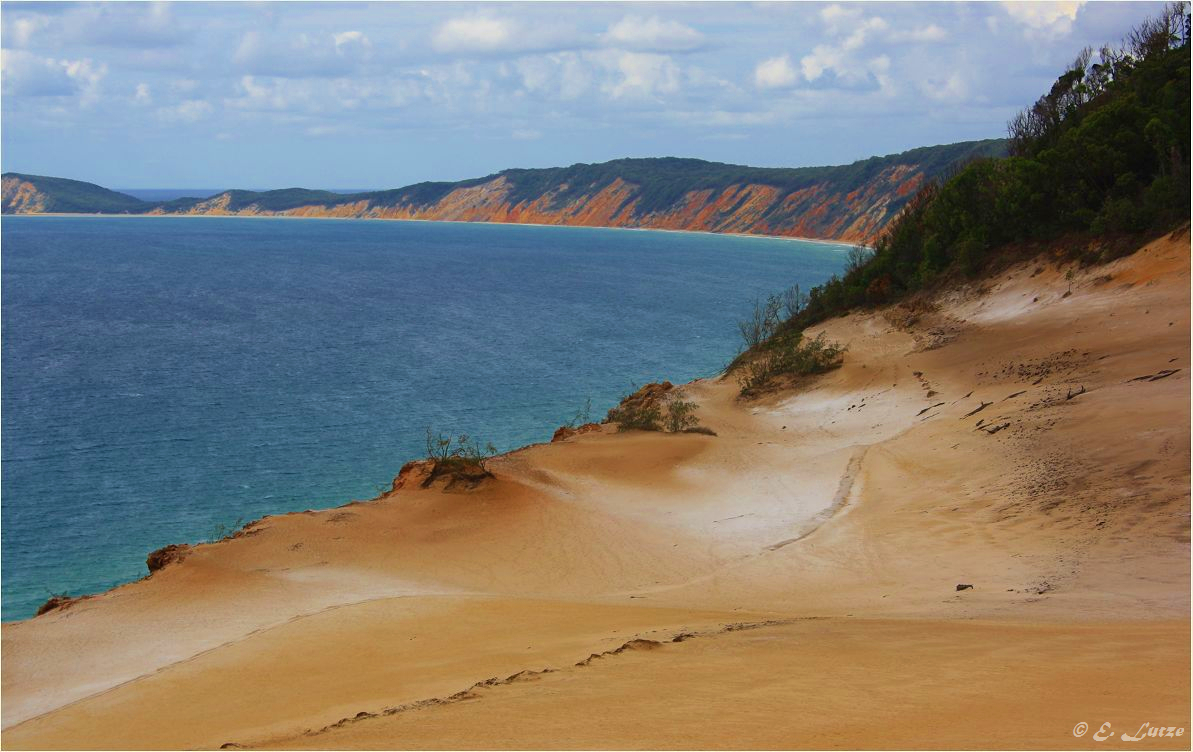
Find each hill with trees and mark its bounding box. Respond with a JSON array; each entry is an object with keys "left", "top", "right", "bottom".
[
  {"left": 756, "top": 3, "right": 1189, "bottom": 343},
  {"left": 2, "top": 140, "right": 1006, "bottom": 243}
]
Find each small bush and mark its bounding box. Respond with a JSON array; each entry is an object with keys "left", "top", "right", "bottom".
[
  {"left": 606, "top": 382, "right": 673, "bottom": 431},
  {"left": 612, "top": 402, "right": 662, "bottom": 432},
  {"left": 207, "top": 517, "right": 246, "bottom": 543},
  {"left": 737, "top": 333, "right": 846, "bottom": 396},
  {"left": 425, "top": 428, "right": 497, "bottom": 474},
  {"left": 664, "top": 397, "right": 700, "bottom": 433}
]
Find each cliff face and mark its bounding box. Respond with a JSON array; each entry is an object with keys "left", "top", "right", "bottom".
[
  {"left": 1, "top": 176, "right": 49, "bottom": 214},
  {"left": 219, "top": 166, "right": 918, "bottom": 242},
  {"left": 2, "top": 139, "right": 1005, "bottom": 242}
]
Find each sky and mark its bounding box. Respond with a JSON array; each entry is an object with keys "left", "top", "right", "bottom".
[{"left": 0, "top": 1, "right": 1170, "bottom": 190}]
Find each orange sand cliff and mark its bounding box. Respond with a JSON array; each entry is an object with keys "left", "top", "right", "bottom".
[{"left": 1, "top": 165, "right": 938, "bottom": 243}]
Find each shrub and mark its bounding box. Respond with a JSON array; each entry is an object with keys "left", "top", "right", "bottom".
[
  {"left": 664, "top": 397, "right": 700, "bottom": 433},
  {"left": 207, "top": 517, "right": 246, "bottom": 543},
  {"left": 737, "top": 333, "right": 846, "bottom": 396},
  {"left": 606, "top": 382, "right": 674, "bottom": 431},
  {"left": 425, "top": 428, "right": 497, "bottom": 474},
  {"left": 612, "top": 402, "right": 662, "bottom": 432}
]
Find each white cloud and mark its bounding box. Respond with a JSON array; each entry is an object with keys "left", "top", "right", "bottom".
[
  {"left": 754, "top": 55, "right": 798, "bottom": 89},
  {"left": 432, "top": 15, "right": 513, "bottom": 53},
  {"left": 233, "top": 30, "right": 372, "bottom": 78},
  {"left": 512, "top": 128, "right": 542, "bottom": 140},
  {"left": 134, "top": 82, "right": 152, "bottom": 104},
  {"left": 226, "top": 75, "right": 296, "bottom": 112},
  {"left": 869, "top": 55, "right": 895, "bottom": 95},
  {"left": 68, "top": 2, "right": 190, "bottom": 49},
  {"left": 920, "top": 72, "right": 967, "bottom": 101},
  {"left": 797, "top": 7, "right": 893, "bottom": 87},
  {"left": 1, "top": 49, "right": 106, "bottom": 104},
  {"left": 599, "top": 51, "right": 681, "bottom": 100},
  {"left": 1001, "top": 1, "right": 1085, "bottom": 39},
  {"left": 841, "top": 17, "right": 888, "bottom": 51},
  {"left": 890, "top": 24, "right": 948, "bottom": 43},
  {"left": 333, "top": 31, "right": 371, "bottom": 55},
  {"left": 819, "top": 5, "right": 863, "bottom": 35},
  {"left": 603, "top": 16, "right": 704, "bottom": 52},
  {"left": 157, "top": 98, "right": 212, "bottom": 123},
  {"left": 518, "top": 53, "right": 597, "bottom": 100},
  {"left": 5, "top": 16, "right": 49, "bottom": 48},
  {"left": 800, "top": 44, "right": 842, "bottom": 82},
  {"left": 430, "top": 13, "right": 582, "bottom": 56}
]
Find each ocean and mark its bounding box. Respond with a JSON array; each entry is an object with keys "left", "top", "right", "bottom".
[{"left": 0, "top": 216, "right": 849, "bottom": 620}]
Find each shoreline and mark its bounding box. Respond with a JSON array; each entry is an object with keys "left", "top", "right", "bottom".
[
  {"left": 2, "top": 211, "right": 862, "bottom": 249},
  {"left": 2, "top": 230, "right": 1188, "bottom": 746},
  {"left": 0, "top": 213, "right": 849, "bottom": 622}
]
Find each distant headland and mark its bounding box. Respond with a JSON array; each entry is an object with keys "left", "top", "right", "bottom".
[{"left": 2, "top": 139, "right": 1005, "bottom": 244}]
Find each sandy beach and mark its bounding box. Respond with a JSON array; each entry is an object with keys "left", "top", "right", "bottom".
[
  {"left": 6, "top": 210, "right": 860, "bottom": 249},
  {"left": 2, "top": 229, "right": 1188, "bottom": 749}
]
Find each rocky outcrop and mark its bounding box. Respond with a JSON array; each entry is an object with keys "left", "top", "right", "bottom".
[
  {"left": 605, "top": 381, "right": 675, "bottom": 425},
  {"left": 551, "top": 422, "right": 603, "bottom": 442},
  {"left": 34, "top": 593, "right": 92, "bottom": 617},
  {"left": 145, "top": 543, "right": 190, "bottom": 573}
]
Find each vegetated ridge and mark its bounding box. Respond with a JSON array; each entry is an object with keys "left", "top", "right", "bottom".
[
  {"left": 770, "top": 4, "right": 1189, "bottom": 331},
  {"left": 2, "top": 139, "right": 1006, "bottom": 243}
]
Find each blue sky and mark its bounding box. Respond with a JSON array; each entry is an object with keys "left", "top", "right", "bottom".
[{"left": 0, "top": 1, "right": 1168, "bottom": 189}]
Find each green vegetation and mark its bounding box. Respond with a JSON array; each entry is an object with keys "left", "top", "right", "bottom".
[
  {"left": 737, "top": 284, "right": 809, "bottom": 349},
  {"left": 206, "top": 517, "right": 247, "bottom": 543},
  {"left": 1, "top": 173, "right": 148, "bottom": 213},
  {"left": 782, "top": 5, "right": 1189, "bottom": 329},
  {"left": 663, "top": 397, "right": 701, "bottom": 433},
  {"left": 424, "top": 428, "right": 497, "bottom": 474},
  {"left": 606, "top": 385, "right": 706, "bottom": 434},
  {"left": 609, "top": 400, "right": 663, "bottom": 432},
  {"left": 496, "top": 142, "right": 1005, "bottom": 218},
  {"left": 3, "top": 139, "right": 1005, "bottom": 220},
  {"left": 736, "top": 332, "right": 847, "bottom": 397}
]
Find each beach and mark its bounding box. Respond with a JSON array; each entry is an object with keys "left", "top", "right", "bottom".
[{"left": 2, "top": 229, "right": 1188, "bottom": 749}]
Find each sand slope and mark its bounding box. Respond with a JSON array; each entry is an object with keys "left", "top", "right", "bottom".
[{"left": 2, "top": 231, "right": 1189, "bottom": 750}]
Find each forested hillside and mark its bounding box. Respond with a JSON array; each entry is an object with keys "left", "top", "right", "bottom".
[{"left": 2, "top": 140, "right": 1006, "bottom": 243}]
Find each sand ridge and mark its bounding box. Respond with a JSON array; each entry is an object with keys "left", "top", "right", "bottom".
[{"left": 1, "top": 230, "right": 1188, "bottom": 749}]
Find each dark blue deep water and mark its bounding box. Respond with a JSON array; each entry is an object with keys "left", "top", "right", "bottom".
[{"left": 1, "top": 216, "right": 849, "bottom": 620}]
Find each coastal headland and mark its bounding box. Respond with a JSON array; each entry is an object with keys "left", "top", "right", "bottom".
[{"left": 1, "top": 140, "right": 1006, "bottom": 244}]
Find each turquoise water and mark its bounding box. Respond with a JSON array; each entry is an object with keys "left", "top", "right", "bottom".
[{"left": 1, "top": 216, "right": 849, "bottom": 620}]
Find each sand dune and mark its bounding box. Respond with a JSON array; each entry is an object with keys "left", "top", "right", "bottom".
[{"left": 2, "top": 230, "right": 1188, "bottom": 749}]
